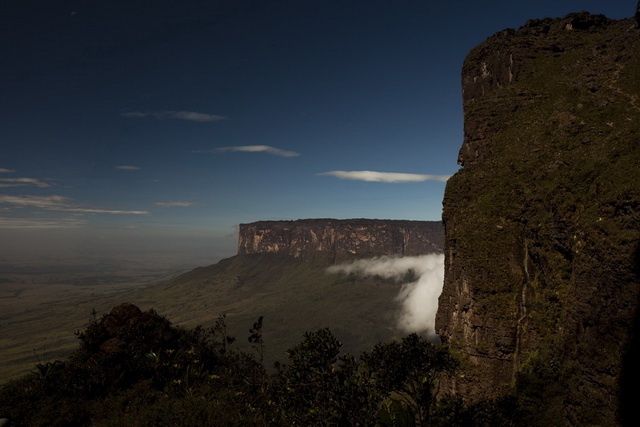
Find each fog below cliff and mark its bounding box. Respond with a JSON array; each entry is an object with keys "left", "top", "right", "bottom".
[{"left": 327, "top": 254, "right": 444, "bottom": 338}]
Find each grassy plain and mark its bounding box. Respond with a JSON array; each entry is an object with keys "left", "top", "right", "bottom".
[
  {"left": 0, "top": 266, "right": 182, "bottom": 382},
  {"left": 1, "top": 254, "right": 406, "bottom": 383}
]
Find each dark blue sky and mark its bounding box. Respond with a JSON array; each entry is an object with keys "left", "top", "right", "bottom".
[{"left": 0, "top": 0, "right": 635, "bottom": 267}]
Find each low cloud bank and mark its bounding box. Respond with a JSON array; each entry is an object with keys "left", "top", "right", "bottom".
[{"left": 327, "top": 254, "right": 444, "bottom": 338}]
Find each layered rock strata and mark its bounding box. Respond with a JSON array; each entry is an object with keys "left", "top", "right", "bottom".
[{"left": 238, "top": 219, "right": 443, "bottom": 262}]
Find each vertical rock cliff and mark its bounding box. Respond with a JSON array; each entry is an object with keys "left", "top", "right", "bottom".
[
  {"left": 238, "top": 219, "right": 443, "bottom": 262},
  {"left": 436, "top": 11, "right": 639, "bottom": 425}
]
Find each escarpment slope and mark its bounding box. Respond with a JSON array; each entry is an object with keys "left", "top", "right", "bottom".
[
  {"left": 117, "top": 219, "right": 443, "bottom": 373},
  {"left": 436, "top": 10, "right": 640, "bottom": 425}
]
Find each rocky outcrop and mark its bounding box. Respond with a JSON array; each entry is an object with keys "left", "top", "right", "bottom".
[
  {"left": 238, "top": 219, "right": 443, "bottom": 262},
  {"left": 436, "top": 9, "right": 639, "bottom": 425},
  {"left": 78, "top": 303, "right": 177, "bottom": 367}
]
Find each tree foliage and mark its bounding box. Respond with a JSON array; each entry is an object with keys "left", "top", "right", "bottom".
[{"left": 0, "top": 306, "right": 518, "bottom": 426}]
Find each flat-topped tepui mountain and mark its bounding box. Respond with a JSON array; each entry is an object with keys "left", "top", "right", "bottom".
[{"left": 238, "top": 219, "right": 444, "bottom": 261}]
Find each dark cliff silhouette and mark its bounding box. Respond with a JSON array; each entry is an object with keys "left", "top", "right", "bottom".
[{"left": 437, "top": 8, "right": 640, "bottom": 425}]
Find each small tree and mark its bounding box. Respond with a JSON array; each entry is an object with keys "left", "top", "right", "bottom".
[
  {"left": 361, "top": 334, "right": 458, "bottom": 426},
  {"left": 212, "top": 314, "right": 235, "bottom": 356},
  {"left": 248, "top": 316, "right": 265, "bottom": 364}
]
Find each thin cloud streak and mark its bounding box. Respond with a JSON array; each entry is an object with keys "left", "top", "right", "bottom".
[
  {"left": 0, "top": 195, "right": 149, "bottom": 215},
  {"left": 0, "top": 195, "right": 68, "bottom": 208},
  {"left": 121, "top": 110, "right": 228, "bottom": 122},
  {"left": 0, "top": 216, "right": 86, "bottom": 229},
  {"left": 0, "top": 177, "right": 51, "bottom": 188},
  {"left": 318, "top": 170, "right": 451, "bottom": 183},
  {"left": 0, "top": 168, "right": 16, "bottom": 173},
  {"left": 154, "top": 201, "right": 196, "bottom": 207},
  {"left": 116, "top": 165, "right": 141, "bottom": 171},
  {"left": 168, "top": 111, "right": 227, "bottom": 122},
  {"left": 212, "top": 145, "right": 300, "bottom": 157},
  {"left": 69, "top": 208, "right": 149, "bottom": 214}
]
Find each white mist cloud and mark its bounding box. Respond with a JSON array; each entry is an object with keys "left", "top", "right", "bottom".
[
  {"left": 0, "top": 168, "right": 16, "bottom": 173},
  {"left": 121, "top": 111, "right": 227, "bottom": 122},
  {"left": 318, "top": 170, "right": 451, "bottom": 183},
  {"left": 212, "top": 145, "right": 300, "bottom": 157},
  {"left": 327, "top": 254, "right": 444, "bottom": 337},
  {"left": 116, "top": 165, "right": 141, "bottom": 170}
]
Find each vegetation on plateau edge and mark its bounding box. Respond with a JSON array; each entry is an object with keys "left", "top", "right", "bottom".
[{"left": 0, "top": 304, "right": 563, "bottom": 426}]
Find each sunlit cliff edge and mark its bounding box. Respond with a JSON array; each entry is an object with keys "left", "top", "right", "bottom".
[
  {"left": 238, "top": 219, "right": 444, "bottom": 262},
  {"left": 436, "top": 9, "right": 640, "bottom": 425}
]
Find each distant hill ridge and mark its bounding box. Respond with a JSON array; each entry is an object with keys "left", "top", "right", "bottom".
[{"left": 238, "top": 219, "right": 444, "bottom": 262}]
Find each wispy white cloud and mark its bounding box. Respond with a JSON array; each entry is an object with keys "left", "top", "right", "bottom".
[
  {"left": 116, "top": 165, "right": 141, "bottom": 171},
  {"left": 0, "top": 195, "right": 67, "bottom": 209},
  {"left": 120, "top": 111, "right": 147, "bottom": 118},
  {"left": 0, "top": 195, "right": 149, "bottom": 215},
  {"left": 167, "top": 111, "right": 227, "bottom": 122},
  {"left": 318, "top": 170, "right": 451, "bottom": 183},
  {"left": 210, "top": 145, "right": 300, "bottom": 157},
  {"left": 0, "top": 177, "right": 51, "bottom": 188},
  {"left": 0, "top": 168, "right": 16, "bottom": 173},
  {"left": 121, "top": 110, "right": 228, "bottom": 122},
  {"left": 154, "top": 201, "right": 196, "bottom": 207},
  {"left": 0, "top": 216, "right": 86, "bottom": 229},
  {"left": 68, "top": 207, "right": 150, "bottom": 214}
]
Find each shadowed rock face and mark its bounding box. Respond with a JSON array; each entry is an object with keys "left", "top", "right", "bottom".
[
  {"left": 238, "top": 219, "right": 443, "bottom": 262},
  {"left": 436, "top": 10, "right": 639, "bottom": 425},
  {"left": 83, "top": 303, "right": 177, "bottom": 365}
]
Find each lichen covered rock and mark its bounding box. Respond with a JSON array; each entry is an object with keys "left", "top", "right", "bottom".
[{"left": 436, "top": 10, "right": 640, "bottom": 425}]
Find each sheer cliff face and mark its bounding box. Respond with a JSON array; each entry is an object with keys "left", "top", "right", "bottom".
[
  {"left": 238, "top": 219, "right": 443, "bottom": 262},
  {"left": 436, "top": 12, "right": 640, "bottom": 424}
]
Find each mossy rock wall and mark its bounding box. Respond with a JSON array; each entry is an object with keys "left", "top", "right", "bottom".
[{"left": 436, "top": 11, "right": 640, "bottom": 425}]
